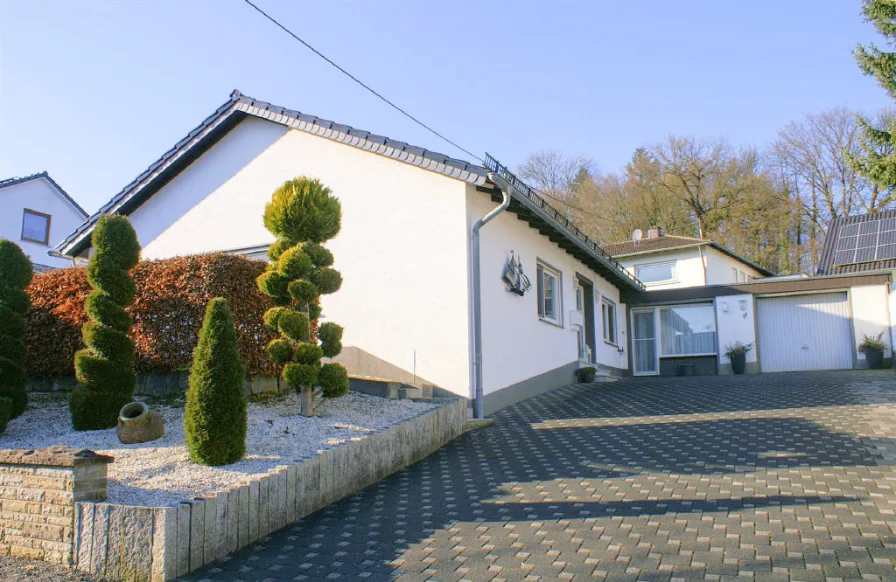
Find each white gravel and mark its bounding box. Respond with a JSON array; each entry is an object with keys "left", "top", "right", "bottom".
[{"left": 1, "top": 391, "right": 437, "bottom": 507}]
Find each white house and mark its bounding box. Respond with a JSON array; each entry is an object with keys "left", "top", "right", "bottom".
[
  {"left": 0, "top": 172, "right": 87, "bottom": 271},
  {"left": 605, "top": 229, "right": 774, "bottom": 289},
  {"left": 57, "top": 91, "right": 643, "bottom": 415}
]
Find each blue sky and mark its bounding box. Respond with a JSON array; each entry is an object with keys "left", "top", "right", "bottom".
[{"left": 0, "top": 1, "right": 892, "bottom": 214}]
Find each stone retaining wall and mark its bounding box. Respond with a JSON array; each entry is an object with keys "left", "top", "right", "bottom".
[
  {"left": 0, "top": 446, "right": 112, "bottom": 566},
  {"left": 72, "top": 398, "right": 466, "bottom": 581}
]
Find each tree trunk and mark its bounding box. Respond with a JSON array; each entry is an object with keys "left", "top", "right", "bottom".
[{"left": 301, "top": 386, "right": 315, "bottom": 417}]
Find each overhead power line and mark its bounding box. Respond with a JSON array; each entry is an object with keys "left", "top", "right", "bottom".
[
  {"left": 240, "top": 0, "right": 483, "bottom": 163},
  {"left": 240, "top": 0, "right": 614, "bottom": 225}
]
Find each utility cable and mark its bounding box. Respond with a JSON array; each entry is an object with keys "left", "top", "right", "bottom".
[{"left": 241, "top": 0, "right": 483, "bottom": 163}]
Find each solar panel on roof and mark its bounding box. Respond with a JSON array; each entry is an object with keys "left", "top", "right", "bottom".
[{"left": 879, "top": 243, "right": 896, "bottom": 260}]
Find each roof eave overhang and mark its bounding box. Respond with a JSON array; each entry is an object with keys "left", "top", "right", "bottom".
[{"left": 611, "top": 242, "right": 708, "bottom": 259}]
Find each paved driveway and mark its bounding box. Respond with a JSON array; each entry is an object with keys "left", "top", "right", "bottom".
[{"left": 187, "top": 372, "right": 896, "bottom": 581}]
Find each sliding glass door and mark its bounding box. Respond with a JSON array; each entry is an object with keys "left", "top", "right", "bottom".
[{"left": 632, "top": 310, "right": 658, "bottom": 375}]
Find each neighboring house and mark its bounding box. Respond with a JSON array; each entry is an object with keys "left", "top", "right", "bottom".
[
  {"left": 605, "top": 228, "right": 774, "bottom": 289},
  {"left": 57, "top": 90, "right": 643, "bottom": 415},
  {"left": 0, "top": 172, "right": 87, "bottom": 271}
]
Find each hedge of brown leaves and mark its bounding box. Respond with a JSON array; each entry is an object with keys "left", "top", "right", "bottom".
[{"left": 25, "top": 253, "right": 279, "bottom": 378}]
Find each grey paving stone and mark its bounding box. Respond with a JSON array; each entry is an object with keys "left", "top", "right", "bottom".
[{"left": 181, "top": 371, "right": 896, "bottom": 581}]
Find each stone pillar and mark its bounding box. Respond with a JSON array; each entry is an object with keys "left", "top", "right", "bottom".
[{"left": 0, "top": 446, "right": 113, "bottom": 566}]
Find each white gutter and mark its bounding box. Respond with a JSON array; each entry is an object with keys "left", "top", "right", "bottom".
[{"left": 469, "top": 174, "right": 511, "bottom": 419}]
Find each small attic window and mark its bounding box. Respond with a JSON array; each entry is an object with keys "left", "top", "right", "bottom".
[{"left": 22, "top": 209, "right": 51, "bottom": 245}]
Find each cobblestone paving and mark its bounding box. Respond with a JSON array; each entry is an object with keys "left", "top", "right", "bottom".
[{"left": 186, "top": 371, "right": 896, "bottom": 581}]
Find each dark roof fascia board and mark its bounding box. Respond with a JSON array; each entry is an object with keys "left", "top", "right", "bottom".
[
  {"left": 0, "top": 171, "right": 88, "bottom": 217},
  {"left": 622, "top": 271, "right": 892, "bottom": 305},
  {"left": 57, "top": 90, "right": 490, "bottom": 257}
]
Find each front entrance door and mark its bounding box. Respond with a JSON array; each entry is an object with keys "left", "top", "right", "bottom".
[
  {"left": 632, "top": 309, "right": 658, "bottom": 375},
  {"left": 576, "top": 275, "right": 597, "bottom": 363}
]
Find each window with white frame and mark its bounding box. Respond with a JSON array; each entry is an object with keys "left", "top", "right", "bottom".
[
  {"left": 659, "top": 305, "right": 716, "bottom": 356},
  {"left": 635, "top": 261, "right": 676, "bottom": 285},
  {"left": 731, "top": 267, "right": 738, "bottom": 283},
  {"left": 737, "top": 270, "right": 746, "bottom": 283},
  {"left": 536, "top": 262, "right": 562, "bottom": 325},
  {"left": 602, "top": 297, "right": 617, "bottom": 345}
]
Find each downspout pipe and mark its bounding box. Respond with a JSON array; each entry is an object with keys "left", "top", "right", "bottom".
[{"left": 470, "top": 173, "right": 512, "bottom": 419}]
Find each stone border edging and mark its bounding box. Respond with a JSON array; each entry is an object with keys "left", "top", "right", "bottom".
[{"left": 72, "top": 398, "right": 466, "bottom": 581}]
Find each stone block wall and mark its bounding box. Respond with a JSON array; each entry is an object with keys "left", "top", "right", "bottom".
[
  {"left": 0, "top": 446, "right": 112, "bottom": 566},
  {"left": 72, "top": 398, "right": 467, "bottom": 581}
]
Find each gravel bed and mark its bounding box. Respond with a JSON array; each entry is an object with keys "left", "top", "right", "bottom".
[
  {"left": 1, "top": 391, "right": 437, "bottom": 507},
  {"left": 0, "top": 554, "right": 106, "bottom": 581}
]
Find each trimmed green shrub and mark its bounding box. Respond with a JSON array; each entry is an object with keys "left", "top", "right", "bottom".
[
  {"left": 0, "top": 397, "right": 12, "bottom": 435},
  {"left": 266, "top": 339, "right": 294, "bottom": 365},
  {"left": 184, "top": 298, "right": 246, "bottom": 466},
  {"left": 319, "top": 363, "right": 349, "bottom": 398},
  {"left": 263, "top": 307, "right": 289, "bottom": 332},
  {"left": 70, "top": 215, "right": 140, "bottom": 430},
  {"left": 0, "top": 240, "right": 33, "bottom": 418},
  {"left": 258, "top": 178, "right": 349, "bottom": 414}
]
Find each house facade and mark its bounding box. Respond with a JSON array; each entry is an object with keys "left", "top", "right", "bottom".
[
  {"left": 0, "top": 172, "right": 87, "bottom": 270},
  {"left": 605, "top": 229, "right": 774, "bottom": 289},
  {"left": 57, "top": 91, "right": 642, "bottom": 415}
]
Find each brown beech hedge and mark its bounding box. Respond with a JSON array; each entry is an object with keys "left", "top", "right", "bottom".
[{"left": 25, "top": 253, "right": 282, "bottom": 378}]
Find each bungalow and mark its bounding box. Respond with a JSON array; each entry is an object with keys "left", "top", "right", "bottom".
[
  {"left": 604, "top": 228, "right": 774, "bottom": 289},
  {"left": 57, "top": 90, "right": 643, "bottom": 416},
  {"left": 0, "top": 171, "right": 87, "bottom": 271}
]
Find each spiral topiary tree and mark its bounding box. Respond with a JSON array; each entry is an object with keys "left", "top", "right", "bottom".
[
  {"left": 70, "top": 215, "right": 140, "bottom": 430},
  {"left": 0, "top": 240, "right": 33, "bottom": 420},
  {"left": 184, "top": 297, "right": 246, "bottom": 465},
  {"left": 258, "top": 177, "right": 349, "bottom": 416}
]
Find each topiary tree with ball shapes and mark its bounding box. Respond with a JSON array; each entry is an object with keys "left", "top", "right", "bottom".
[
  {"left": 184, "top": 297, "right": 246, "bottom": 466},
  {"left": 70, "top": 215, "right": 140, "bottom": 430},
  {"left": 259, "top": 178, "right": 349, "bottom": 416},
  {"left": 0, "top": 240, "right": 34, "bottom": 420}
]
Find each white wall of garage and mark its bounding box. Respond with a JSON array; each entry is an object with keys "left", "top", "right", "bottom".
[
  {"left": 851, "top": 284, "right": 892, "bottom": 365},
  {"left": 714, "top": 294, "right": 758, "bottom": 373}
]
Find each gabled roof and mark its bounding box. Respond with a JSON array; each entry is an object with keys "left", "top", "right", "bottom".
[
  {"left": 0, "top": 171, "right": 87, "bottom": 217},
  {"left": 56, "top": 90, "right": 488, "bottom": 257},
  {"left": 818, "top": 209, "right": 896, "bottom": 275},
  {"left": 53, "top": 90, "right": 644, "bottom": 290},
  {"left": 605, "top": 234, "right": 776, "bottom": 277}
]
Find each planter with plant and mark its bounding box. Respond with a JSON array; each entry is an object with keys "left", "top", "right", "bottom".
[
  {"left": 576, "top": 366, "right": 597, "bottom": 383},
  {"left": 858, "top": 333, "right": 887, "bottom": 370},
  {"left": 724, "top": 341, "right": 753, "bottom": 375}
]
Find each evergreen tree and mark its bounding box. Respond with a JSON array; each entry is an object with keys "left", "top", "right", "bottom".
[
  {"left": 853, "top": 0, "right": 896, "bottom": 203},
  {"left": 70, "top": 215, "right": 140, "bottom": 430},
  {"left": 258, "top": 178, "right": 349, "bottom": 416},
  {"left": 184, "top": 298, "right": 246, "bottom": 466},
  {"left": 0, "top": 240, "right": 33, "bottom": 418}
]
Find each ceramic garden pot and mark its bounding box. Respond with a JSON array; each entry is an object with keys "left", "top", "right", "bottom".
[
  {"left": 117, "top": 402, "right": 165, "bottom": 444},
  {"left": 865, "top": 347, "right": 884, "bottom": 370},
  {"left": 730, "top": 352, "right": 747, "bottom": 375}
]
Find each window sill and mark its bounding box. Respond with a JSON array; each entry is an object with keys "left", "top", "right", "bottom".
[
  {"left": 538, "top": 317, "right": 564, "bottom": 329},
  {"left": 21, "top": 238, "right": 49, "bottom": 246},
  {"left": 604, "top": 340, "right": 619, "bottom": 348}
]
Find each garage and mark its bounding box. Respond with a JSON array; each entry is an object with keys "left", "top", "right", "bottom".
[{"left": 756, "top": 293, "right": 854, "bottom": 373}]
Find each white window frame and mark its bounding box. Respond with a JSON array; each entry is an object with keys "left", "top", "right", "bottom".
[
  {"left": 658, "top": 304, "right": 718, "bottom": 357},
  {"left": 536, "top": 261, "right": 563, "bottom": 326},
  {"left": 602, "top": 297, "right": 618, "bottom": 345},
  {"left": 731, "top": 267, "right": 738, "bottom": 283},
  {"left": 634, "top": 260, "right": 677, "bottom": 286}
]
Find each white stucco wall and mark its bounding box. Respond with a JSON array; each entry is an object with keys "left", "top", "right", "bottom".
[
  {"left": 714, "top": 294, "right": 758, "bottom": 372},
  {"left": 470, "top": 188, "right": 629, "bottom": 395},
  {"left": 0, "top": 178, "right": 86, "bottom": 269},
  {"left": 890, "top": 282, "right": 896, "bottom": 354},
  {"left": 618, "top": 247, "right": 705, "bottom": 289},
  {"left": 851, "top": 284, "right": 892, "bottom": 364},
  {"left": 705, "top": 247, "right": 764, "bottom": 284},
  {"left": 127, "top": 117, "right": 472, "bottom": 396}
]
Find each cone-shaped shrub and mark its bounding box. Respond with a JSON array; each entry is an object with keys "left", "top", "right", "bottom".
[
  {"left": 0, "top": 240, "right": 33, "bottom": 418},
  {"left": 258, "top": 178, "right": 349, "bottom": 415},
  {"left": 184, "top": 298, "right": 246, "bottom": 466},
  {"left": 70, "top": 216, "right": 140, "bottom": 430}
]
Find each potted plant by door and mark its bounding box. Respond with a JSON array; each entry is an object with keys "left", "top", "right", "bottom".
[
  {"left": 858, "top": 334, "right": 887, "bottom": 369},
  {"left": 724, "top": 342, "right": 753, "bottom": 375},
  {"left": 576, "top": 366, "right": 597, "bottom": 383}
]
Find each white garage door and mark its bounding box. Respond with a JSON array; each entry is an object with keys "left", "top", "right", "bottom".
[{"left": 756, "top": 293, "right": 853, "bottom": 373}]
